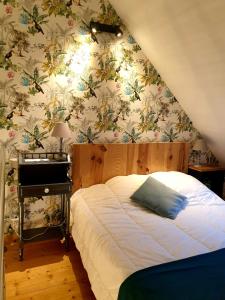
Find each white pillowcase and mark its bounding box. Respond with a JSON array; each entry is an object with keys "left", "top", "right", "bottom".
[
  {"left": 149, "top": 171, "right": 210, "bottom": 198},
  {"left": 107, "top": 171, "right": 219, "bottom": 206}
]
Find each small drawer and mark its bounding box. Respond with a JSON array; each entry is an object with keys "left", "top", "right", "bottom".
[{"left": 19, "top": 182, "right": 72, "bottom": 198}]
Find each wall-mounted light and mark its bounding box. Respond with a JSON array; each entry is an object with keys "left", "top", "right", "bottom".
[{"left": 90, "top": 21, "right": 123, "bottom": 38}]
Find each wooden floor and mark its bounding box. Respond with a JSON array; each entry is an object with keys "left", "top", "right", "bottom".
[{"left": 4, "top": 235, "right": 96, "bottom": 300}]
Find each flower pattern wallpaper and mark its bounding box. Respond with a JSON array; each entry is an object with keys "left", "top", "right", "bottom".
[{"left": 0, "top": 0, "right": 217, "bottom": 229}]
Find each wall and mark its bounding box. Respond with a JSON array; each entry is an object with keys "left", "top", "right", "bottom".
[
  {"left": 0, "top": 0, "right": 216, "bottom": 228},
  {"left": 109, "top": 0, "right": 225, "bottom": 165}
]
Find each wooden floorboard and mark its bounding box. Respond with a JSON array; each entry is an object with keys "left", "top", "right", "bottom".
[{"left": 4, "top": 235, "right": 96, "bottom": 300}]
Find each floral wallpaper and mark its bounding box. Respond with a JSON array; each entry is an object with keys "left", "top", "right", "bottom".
[{"left": 0, "top": 0, "right": 217, "bottom": 230}]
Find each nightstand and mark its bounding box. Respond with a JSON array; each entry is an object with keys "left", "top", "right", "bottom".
[
  {"left": 17, "top": 152, "right": 72, "bottom": 261},
  {"left": 188, "top": 165, "right": 225, "bottom": 198}
]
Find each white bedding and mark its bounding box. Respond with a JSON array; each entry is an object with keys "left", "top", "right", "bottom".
[{"left": 70, "top": 171, "right": 225, "bottom": 300}]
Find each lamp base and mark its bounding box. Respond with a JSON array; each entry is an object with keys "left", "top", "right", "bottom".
[
  {"left": 54, "top": 151, "right": 67, "bottom": 162},
  {"left": 193, "top": 163, "right": 207, "bottom": 167},
  {"left": 59, "top": 137, "right": 63, "bottom": 154},
  {"left": 55, "top": 157, "right": 66, "bottom": 162}
]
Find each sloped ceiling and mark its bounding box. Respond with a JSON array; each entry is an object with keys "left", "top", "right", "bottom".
[{"left": 110, "top": 0, "right": 225, "bottom": 164}]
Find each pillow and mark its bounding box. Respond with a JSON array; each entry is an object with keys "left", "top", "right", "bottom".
[
  {"left": 130, "top": 176, "right": 187, "bottom": 219},
  {"left": 150, "top": 171, "right": 209, "bottom": 199}
]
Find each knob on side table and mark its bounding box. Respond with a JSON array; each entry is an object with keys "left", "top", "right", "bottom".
[{"left": 44, "top": 188, "right": 49, "bottom": 194}]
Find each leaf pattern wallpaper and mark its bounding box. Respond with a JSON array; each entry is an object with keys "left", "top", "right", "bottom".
[{"left": 0, "top": 0, "right": 217, "bottom": 229}]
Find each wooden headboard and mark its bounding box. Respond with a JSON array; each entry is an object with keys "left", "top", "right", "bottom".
[{"left": 72, "top": 142, "right": 189, "bottom": 192}]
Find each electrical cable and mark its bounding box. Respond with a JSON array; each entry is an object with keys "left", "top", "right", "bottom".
[{"left": 13, "top": 220, "right": 66, "bottom": 241}]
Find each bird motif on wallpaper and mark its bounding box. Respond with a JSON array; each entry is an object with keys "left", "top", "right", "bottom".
[
  {"left": 115, "top": 56, "right": 130, "bottom": 75},
  {"left": 4, "top": 49, "right": 13, "bottom": 60},
  {"left": 64, "top": 112, "right": 72, "bottom": 122},
  {"left": 112, "top": 101, "right": 130, "bottom": 124},
  {"left": 81, "top": 75, "right": 101, "bottom": 98},
  {"left": 66, "top": 95, "right": 85, "bottom": 120},
  {"left": 83, "top": 81, "right": 97, "bottom": 97},
  {"left": 24, "top": 129, "right": 45, "bottom": 149},
  {"left": 34, "top": 139, "right": 44, "bottom": 149},
  {"left": 34, "top": 82, "right": 44, "bottom": 94},
  {"left": 6, "top": 110, "right": 14, "bottom": 120},
  {"left": 6, "top": 168, "right": 16, "bottom": 186},
  {"left": 24, "top": 126, "right": 48, "bottom": 150},
  {"left": 22, "top": 6, "right": 48, "bottom": 35},
  {"left": 7, "top": 168, "right": 15, "bottom": 178},
  {"left": 8, "top": 24, "right": 30, "bottom": 57},
  {"left": 23, "top": 68, "right": 48, "bottom": 95},
  {"left": 115, "top": 63, "right": 122, "bottom": 74},
  {"left": 124, "top": 79, "right": 145, "bottom": 103},
  {"left": 124, "top": 128, "right": 141, "bottom": 144},
  {"left": 79, "top": 127, "right": 100, "bottom": 144},
  {"left": 128, "top": 82, "right": 142, "bottom": 101},
  {"left": 66, "top": 0, "right": 73, "bottom": 7}
]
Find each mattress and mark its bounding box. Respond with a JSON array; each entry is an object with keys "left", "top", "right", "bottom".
[{"left": 70, "top": 171, "right": 225, "bottom": 300}]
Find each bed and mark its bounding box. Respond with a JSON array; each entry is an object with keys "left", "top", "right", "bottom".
[{"left": 70, "top": 143, "right": 225, "bottom": 300}]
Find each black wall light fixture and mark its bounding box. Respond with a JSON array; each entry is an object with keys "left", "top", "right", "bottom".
[{"left": 90, "top": 21, "right": 123, "bottom": 37}]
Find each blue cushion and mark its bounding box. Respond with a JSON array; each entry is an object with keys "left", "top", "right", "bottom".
[{"left": 131, "top": 176, "right": 187, "bottom": 219}]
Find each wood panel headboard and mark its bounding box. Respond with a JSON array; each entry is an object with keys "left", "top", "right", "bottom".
[{"left": 72, "top": 142, "right": 189, "bottom": 192}]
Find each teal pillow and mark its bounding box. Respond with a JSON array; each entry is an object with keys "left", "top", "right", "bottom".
[{"left": 131, "top": 176, "right": 187, "bottom": 219}]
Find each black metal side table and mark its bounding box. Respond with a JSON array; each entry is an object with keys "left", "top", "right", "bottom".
[
  {"left": 188, "top": 165, "right": 225, "bottom": 198},
  {"left": 17, "top": 152, "right": 72, "bottom": 261}
]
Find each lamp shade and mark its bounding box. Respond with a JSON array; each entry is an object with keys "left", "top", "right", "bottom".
[
  {"left": 192, "top": 139, "right": 207, "bottom": 152},
  {"left": 51, "top": 122, "right": 71, "bottom": 138}
]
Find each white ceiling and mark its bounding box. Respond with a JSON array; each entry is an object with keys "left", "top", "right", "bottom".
[{"left": 110, "top": 0, "right": 225, "bottom": 164}]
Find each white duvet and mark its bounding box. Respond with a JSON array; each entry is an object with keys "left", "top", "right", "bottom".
[{"left": 70, "top": 171, "right": 225, "bottom": 300}]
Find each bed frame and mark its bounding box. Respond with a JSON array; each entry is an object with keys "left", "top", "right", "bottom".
[{"left": 72, "top": 142, "right": 189, "bottom": 192}]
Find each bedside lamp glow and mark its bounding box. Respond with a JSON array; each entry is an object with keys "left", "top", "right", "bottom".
[
  {"left": 51, "top": 122, "right": 71, "bottom": 153},
  {"left": 192, "top": 139, "right": 207, "bottom": 166}
]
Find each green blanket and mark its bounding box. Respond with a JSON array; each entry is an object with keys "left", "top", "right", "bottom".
[{"left": 118, "top": 248, "right": 225, "bottom": 300}]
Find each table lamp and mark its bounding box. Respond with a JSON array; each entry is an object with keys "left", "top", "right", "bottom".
[
  {"left": 51, "top": 122, "right": 71, "bottom": 154},
  {"left": 192, "top": 139, "right": 207, "bottom": 166}
]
